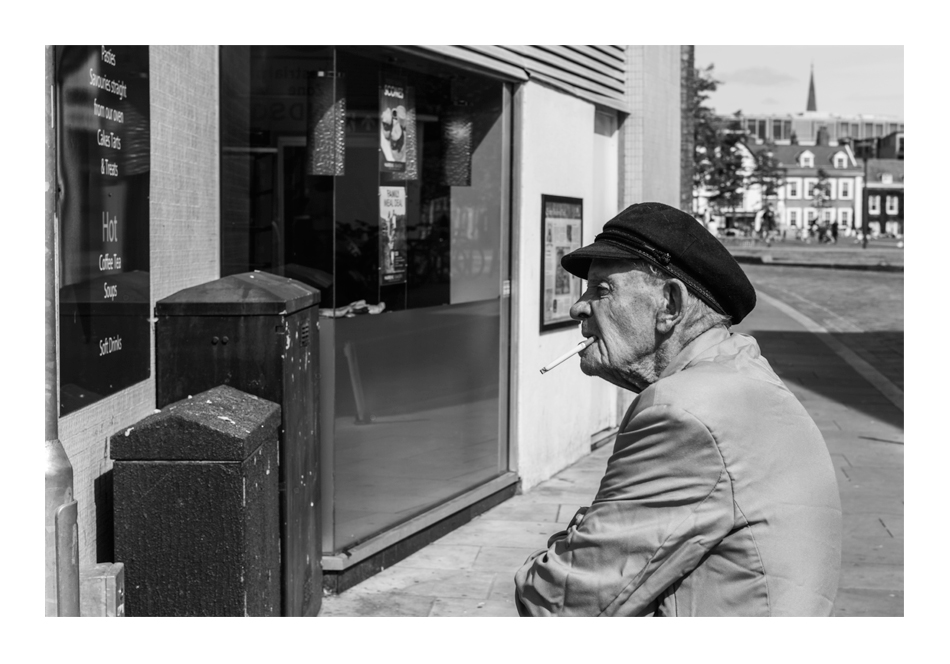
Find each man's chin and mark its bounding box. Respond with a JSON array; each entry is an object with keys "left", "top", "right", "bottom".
[{"left": 578, "top": 358, "right": 600, "bottom": 378}]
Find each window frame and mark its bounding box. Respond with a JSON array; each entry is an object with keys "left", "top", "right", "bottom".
[
  {"left": 886, "top": 195, "right": 899, "bottom": 215},
  {"left": 786, "top": 178, "right": 801, "bottom": 199},
  {"left": 839, "top": 179, "right": 852, "bottom": 199},
  {"left": 869, "top": 195, "right": 881, "bottom": 215}
]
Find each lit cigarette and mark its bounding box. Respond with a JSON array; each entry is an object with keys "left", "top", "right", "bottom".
[{"left": 540, "top": 337, "right": 597, "bottom": 374}]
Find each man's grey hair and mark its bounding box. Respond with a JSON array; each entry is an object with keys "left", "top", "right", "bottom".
[{"left": 632, "top": 260, "right": 733, "bottom": 331}]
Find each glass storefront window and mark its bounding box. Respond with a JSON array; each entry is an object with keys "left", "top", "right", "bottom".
[{"left": 220, "top": 46, "right": 510, "bottom": 553}]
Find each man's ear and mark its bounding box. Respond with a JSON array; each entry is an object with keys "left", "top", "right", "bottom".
[{"left": 655, "top": 279, "right": 688, "bottom": 334}]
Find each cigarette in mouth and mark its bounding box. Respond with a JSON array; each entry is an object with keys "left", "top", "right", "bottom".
[{"left": 540, "top": 337, "right": 597, "bottom": 374}]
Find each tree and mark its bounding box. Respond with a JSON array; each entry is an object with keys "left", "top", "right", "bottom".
[
  {"left": 689, "top": 66, "right": 748, "bottom": 220},
  {"left": 690, "top": 64, "right": 721, "bottom": 209},
  {"left": 812, "top": 168, "right": 832, "bottom": 214},
  {"left": 705, "top": 112, "right": 747, "bottom": 220},
  {"left": 750, "top": 144, "right": 785, "bottom": 202}
]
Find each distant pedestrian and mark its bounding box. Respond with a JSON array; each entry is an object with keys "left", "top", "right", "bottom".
[
  {"left": 515, "top": 202, "right": 842, "bottom": 617},
  {"left": 831, "top": 221, "right": 839, "bottom": 244}
]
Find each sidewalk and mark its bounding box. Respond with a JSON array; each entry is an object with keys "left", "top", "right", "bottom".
[{"left": 319, "top": 294, "right": 904, "bottom": 617}]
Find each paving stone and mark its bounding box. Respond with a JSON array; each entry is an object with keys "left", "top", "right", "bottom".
[
  {"left": 480, "top": 500, "right": 560, "bottom": 523},
  {"left": 472, "top": 546, "right": 538, "bottom": 572},
  {"left": 343, "top": 566, "right": 496, "bottom": 600},
  {"left": 842, "top": 466, "right": 904, "bottom": 487},
  {"left": 834, "top": 588, "right": 903, "bottom": 617},
  {"left": 838, "top": 489, "right": 903, "bottom": 515},
  {"left": 397, "top": 544, "right": 481, "bottom": 570},
  {"left": 320, "top": 591, "right": 435, "bottom": 617},
  {"left": 842, "top": 514, "right": 893, "bottom": 539},
  {"left": 841, "top": 538, "right": 904, "bottom": 565},
  {"left": 839, "top": 562, "right": 903, "bottom": 591},
  {"left": 879, "top": 514, "right": 903, "bottom": 538},
  {"left": 428, "top": 596, "right": 518, "bottom": 617},
  {"left": 433, "top": 519, "right": 554, "bottom": 549},
  {"left": 487, "top": 571, "right": 518, "bottom": 603}
]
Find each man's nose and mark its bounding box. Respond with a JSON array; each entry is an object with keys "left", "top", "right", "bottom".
[{"left": 570, "top": 296, "right": 590, "bottom": 321}]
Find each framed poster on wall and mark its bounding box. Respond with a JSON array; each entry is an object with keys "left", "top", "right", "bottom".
[{"left": 540, "top": 195, "right": 583, "bottom": 332}]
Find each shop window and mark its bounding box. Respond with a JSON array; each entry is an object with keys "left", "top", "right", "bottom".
[
  {"left": 886, "top": 196, "right": 899, "bottom": 215},
  {"left": 869, "top": 195, "right": 881, "bottom": 215},
  {"left": 220, "top": 46, "right": 511, "bottom": 553}
]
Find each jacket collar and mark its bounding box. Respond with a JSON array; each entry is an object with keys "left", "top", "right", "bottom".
[{"left": 658, "top": 326, "right": 732, "bottom": 380}]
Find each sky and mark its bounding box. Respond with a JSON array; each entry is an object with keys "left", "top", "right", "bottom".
[{"left": 694, "top": 46, "right": 904, "bottom": 119}]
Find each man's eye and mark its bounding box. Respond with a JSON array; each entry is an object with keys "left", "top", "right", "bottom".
[{"left": 596, "top": 286, "right": 610, "bottom": 297}]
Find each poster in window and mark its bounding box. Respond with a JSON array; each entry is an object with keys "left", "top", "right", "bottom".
[
  {"left": 380, "top": 186, "right": 408, "bottom": 285},
  {"left": 380, "top": 76, "right": 412, "bottom": 173},
  {"left": 56, "top": 45, "right": 151, "bottom": 415},
  {"left": 541, "top": 195, "right": 583, "bottom": 331}
]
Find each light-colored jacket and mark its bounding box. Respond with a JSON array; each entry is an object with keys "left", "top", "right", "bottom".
[{"left": 515, "top": 327, "right": 842, "bottom": 616}]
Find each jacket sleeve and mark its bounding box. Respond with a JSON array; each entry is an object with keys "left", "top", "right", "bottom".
[{"left": 514, "top": 403, "right": 735, "bottom": 616}]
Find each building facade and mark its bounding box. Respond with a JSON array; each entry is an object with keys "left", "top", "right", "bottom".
[
  {"left": 46, "top": 45, "right": 685, "bottom": 610},
  {"left": 864, "top": 159, "right": 905, "bottom": 236},
  {"left": 765, "top": 143, "right": 864, "bottom": 233}
]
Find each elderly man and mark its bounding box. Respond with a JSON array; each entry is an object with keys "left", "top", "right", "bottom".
[{"left": 515, "top": 202, "right": 842, "bottom": 617}]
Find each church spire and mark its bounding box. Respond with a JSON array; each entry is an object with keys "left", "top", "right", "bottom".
[{"left": 806, "top": 64, "right": 817, "bottom": 112}]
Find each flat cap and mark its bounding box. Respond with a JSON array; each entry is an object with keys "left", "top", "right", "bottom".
[{"left": 561, "top": 202, "right": 756, "bottom": 323}]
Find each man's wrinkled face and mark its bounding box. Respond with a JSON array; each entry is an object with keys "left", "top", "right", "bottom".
[{"left": 569, "top": 259, "right": 662, "bottom": 391}]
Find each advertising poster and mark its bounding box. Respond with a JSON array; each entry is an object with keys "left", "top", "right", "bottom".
[
  {"left": 379, "top": 76, "right": 411, "bottom": 173},
  {"left": 541, "top": 195, "right": 583, "bottom": 331},
  {"left": 380, "top": 186, "right": 408, "bottom": 285},
  {"left": 56, "top": 45, "right": 151, "bottom": 415}
]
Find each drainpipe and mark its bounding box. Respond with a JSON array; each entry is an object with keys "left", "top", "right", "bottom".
[{"left": 46, "top": 45, "right": 80, "bottom": 617}]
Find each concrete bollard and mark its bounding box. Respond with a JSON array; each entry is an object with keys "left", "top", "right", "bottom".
[{"left": 112, "top": 385, "right": 281, "bottom": 616}]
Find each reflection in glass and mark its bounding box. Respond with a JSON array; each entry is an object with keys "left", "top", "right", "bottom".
[{"left": 220, "top": 46, "right": 508, "bottom": 554}]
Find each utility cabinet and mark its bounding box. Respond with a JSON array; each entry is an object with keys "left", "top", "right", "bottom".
[
  {"left": 155, "top": 272, "right": 322, "bottom": 617},
  {"left": 112, "top": 385, "right": 280, "bottom": 616}
]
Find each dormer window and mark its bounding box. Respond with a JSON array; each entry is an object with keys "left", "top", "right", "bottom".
[
  {"left": 800, "top": 151, "right": 815, "bottom": 168},
  {"left": 833, "top": 152, "right": 848, "bottom": 168},
  {"left": 881, "top": 173, "right": 894, "bottom": 184}
]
